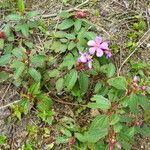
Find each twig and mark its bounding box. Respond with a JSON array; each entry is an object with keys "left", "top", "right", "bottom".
[
  {"left": 0, "top": 100, "right": 22, "bottom": 110},
  {"left": 49, "top": 91, "right": 87, "bottom": 107},
  {"left": 42, "top": 0, "right": 89, "bottom": 18},
  {"left": 44, "top": 84, "right": 87, "bottom": 107},
  {"left": 117, "top": 28, "right": 150, "bottom": 76},
  {"left": 96, "top": 23, "right": 111, "bottom": 38},
  {"left": 51, "top": 5, "right": 63, "bottom": 43},
  {"left": 54, "top": 5, "right": 63, "bottom": 33},
  {"left": 146, "top": 9, "right": 150, "bottom": 28},
  {"left": 53, "top": 98, "right": 87, "bottom": 107},
  {"left": 0, "top": 82, "right": 12, "bottom": 102}
]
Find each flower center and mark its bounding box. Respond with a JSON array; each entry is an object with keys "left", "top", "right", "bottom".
[{"left": 95, "top": 42, "right": 100, "bottom": 47}]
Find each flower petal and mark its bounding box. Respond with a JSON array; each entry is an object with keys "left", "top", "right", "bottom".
[
  {"left": 133, "top": 76, "right": 140, "bottom": 83},
  {"left": 106, "top": 51, "right": 112, "bottom": 57},
  {"left": 80, "top": 54, "right": 87, "bottom": 62},
  {"left": 96, "top": 49, "right": 104, "bottom": 57},
  {"left": 100, "top": 42, "right": 109, "bottom": 50},
  {"left": 87, "top": 40, "right": 96, "bottom": 46},
  {"left": 89, "top": 47, "right": 96, "bottom": 54},
  {"left": 95, "top": 36, "right": 102, "bottom": 44},
  {"left": 88, "top": 60, "right": 92, "bottom": 69},
  {"left": 104, "top": 50, "right": 112, "bottom": 57},
  {"left": 77, "top": 58, "right": 81, "bottom": 62}
]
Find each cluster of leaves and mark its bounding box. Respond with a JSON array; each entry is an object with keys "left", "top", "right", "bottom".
[
  {"left": 0, "top": 0, "right": 53, "bottom": 125},
  {"left": 126, "top": 14, "right": 147, "bottom": 50},
  {"left": 0, "top": 0, "right": 150, "bottom": 150}
]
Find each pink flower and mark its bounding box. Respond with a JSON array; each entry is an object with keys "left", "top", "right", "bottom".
[
  {"left": 133, "top": 76, "right": 140, "bottom": 83},
  {"left": 109, "top": 141, "right": 121, "bottom": 150},
  {"left": 140, "top": 86, "right": 147, "bottom": 91},
  {"left": 115, "top": 142, "right": 121, "bottom": 149},
  {"left": 104, "top": 50, "right": 112, "bottom": 58},
  {"left": 87, "top": 36, "right": 111, "bottom": 57},
  {"left": 78, "top": 52, "right": 93, "bottom": 69},
  {"left": 75, "top": 11, "right": 87, "bottom": 18}
]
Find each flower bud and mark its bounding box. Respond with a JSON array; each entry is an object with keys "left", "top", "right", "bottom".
[
  {"left": 75, "top": 11, "right": 87, "bottom": 18},
  {"left": 115, "top": 142, "right": 121, "bottom": 149},
  {"left": 0, "top": 31, "right": 6, "bottom": 39},
  {"left": 140, "top": 86, "right": 147, "bottom": 91},
  {"left": 133, "top": 76, "right": 140, "bottom": 83}
]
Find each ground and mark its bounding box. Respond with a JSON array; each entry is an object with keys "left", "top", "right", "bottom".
[{"left": 0, "top": 0, "right": 150, "bottom": 150}]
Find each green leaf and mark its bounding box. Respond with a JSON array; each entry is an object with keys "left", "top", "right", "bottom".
[
  {"left": 68, "top": 41, "right": 76, "bottom": 50},
  {"left": 28, "top": 21, "right": 39, "bottom": 28},
  {"left": 82, "top": 19, "right": 95, "bottom": 29},
  {"left": 65, "top": 33, "right": 76, "bottom": 40},
  {"left": 85, "top": 128, "right": 108, "bottom": 143},
  {"left": 74, "top": 19, "right": 82, "bottom": 32},
  {"left": 75, "top": 133, "right": 86, "bottom": 142},
  {"left": 21, "top": 24, "right": 29, "bottom": 37},
  {"left": 85, "top": 115, "right": 109, "bottom": 143},
  {"left": 79, "top": 72, "right": 89, "bottom": 95},
  {"left": 107, "top": 88, "right": 120, "bottom": 102},
  {"left": 130, "top": 61, "right": 148, "bottom": 69},
  {"left": 0, "top": 54, "right": 11, "bottom": 66},
  {"left": 37, "top": 95, "right": 53, "bottom": 112},
  {"left": 6, "top": 14, "right": 22, "bottom": 21},
  {"left": 59, "top": 127, "right": 72, "bottom": 137},
  {"left": 108, "top": 76, "right": 127, "bottom": 90},
  {"left": 30, "top": 55, "right": 46, "bottom": 68},
  {"left": 146, "top": 86, "right": 150, "bottom": 94},
  {"left": 29, "top": 82, "right": 41, "bottom": 95},
  {"left": 0, "top": 39, "right": 4, "bottom": 49},
  {"left": 89, "top": 95, "right": 111, "bottom": 111},
  {"left": 0, "top": 135, "right": 7, "bottom": 145},
  {"left": 28, "top": 67, "right": 41, "bottom": 82},
  {"left": 54, "top": 31, "right": 66, "bottom": 38},
  {"left": 138, "top": 21, "right": 147, "bottom": 31},
  {"left": 128, "top": 94, "right": 139, "bottom": 114},
  {"left": 94, "top": 81, "right": 103, "bottom": 93},
  {"left": 90, "top": 115, "right": 109, "bottom": 130},
  {"left": 114, "top": 123, "right": 123, "bottom": 133},
  {"left": 59, "top": 11, "right": 72, "bottom": 18},
  {"left": 51, "top": 41, "right": 67, "bottom": 53},
  {"left": 93, "top": 59, "right": 101, "bottom": 72},
  {"left": 100, "top": 63, "right": 116, "bottom": 77},
  {"left": 26, "top": 11, "right": 39, "bottom": 19},
  {"left": 23, "top": 142, "right": 33, "bottom": 150},
  {"left": 60, "top": 38, "right": 68, "bottom": 43},
  {"left": 77, "top": 34, "right": 87, "bottom": 48},
  {"left": 0, "top": 72, "right": 9, "bottom": 82},
  {"left": 138, "top": 94, "right": 150, "bottom": 111},
  {"left": 60, "top": 53, "right": 76, "bottom": 69},
  {"left": 11, "top": 61, "right": 25, "bottom": 80},
  {"left": 4, "top": 43, "right": 13, "bottom": 54},
  {"left": 48, "top": 69, "right": 60, "bottom": 78},
  {"left": 17, "top": 0, "right": 25, "bottom": 13},
  {"left": 56, "top": 136, "right": 69, "bottom": 144},
  {"left": 20, "top": 98, "right": 31, "bottom": 115},
  {"left": 107, "top": 63, "right": 116, "bottom": 77},
  {"left": 56, "top": 78, "right": 64, "bottom": 93},
  {"left": 14, "top": 107, "right": 22, "bottom": 120},
  {"left": 58, "top": 19, "right": 74, "bottom": 30},
  {"left": 120, "top": 141, "right": 132, "bottom": 150},
  {"left": 12, "top": 47, "right": 25, "bottom": 59},
  {"left": 84, "top": 32, "right": 96, "bottom": 40},
  {"left": 110, "top": 114, "right": 120, "bottom": 125},
  {"left": 136, "top": 125, "right": 150, "bottom": 136},
  {"left": 65, "top": 69, "right": 78, "bottom": 90}
]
